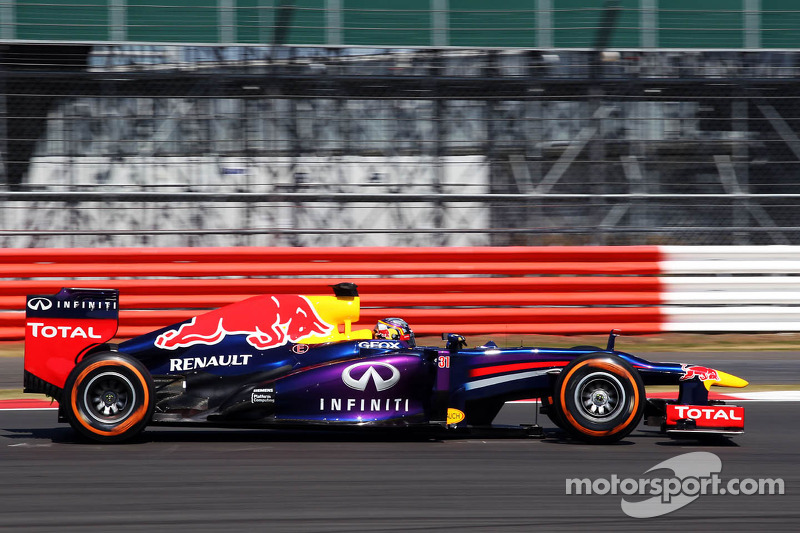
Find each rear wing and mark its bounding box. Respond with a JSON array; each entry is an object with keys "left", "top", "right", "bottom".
[{"left": 24, "top": 288, "right": 119, "bottom": 396}]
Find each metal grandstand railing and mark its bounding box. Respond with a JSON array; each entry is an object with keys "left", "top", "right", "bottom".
[{"left": 5, "top": 29, "right": 800, "bottom": 247}]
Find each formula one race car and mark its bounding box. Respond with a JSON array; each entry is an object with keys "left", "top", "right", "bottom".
[{"left": 23, "top": 284, "right": 748, "bottom": 444}]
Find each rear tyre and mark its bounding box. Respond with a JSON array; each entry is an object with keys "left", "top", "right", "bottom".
[
  {"left": 62, "top": 352, "right": 154, "bottom": 443},
  {"left": 552, "top": 353, "right": 645, "bottom": 444}
]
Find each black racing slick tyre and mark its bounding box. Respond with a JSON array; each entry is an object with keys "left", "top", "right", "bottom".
[
  {"left": 62, "top": 352, "right": 155, "bottom": 443},
  {"left": 552, "top": 353, "right": 645, "bottom": 444}
]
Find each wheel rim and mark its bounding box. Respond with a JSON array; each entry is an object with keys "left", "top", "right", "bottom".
[
  {"left": 82, "top": 371, "right": 137, "bottom": 424},
  {"left": 573, "top": 371, "right": 626, "bottom": 421}
]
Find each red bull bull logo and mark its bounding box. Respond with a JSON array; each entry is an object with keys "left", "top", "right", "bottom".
[
  {"left": 680, "top": 364, "right": 720, "bottom": 382},
  {"left": 155, "top": 294, "right": 334, "bottom": 351}
]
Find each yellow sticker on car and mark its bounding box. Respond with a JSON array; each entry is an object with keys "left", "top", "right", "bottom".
[{"left": 447, "top": 408, "right": 465, "bottom": 424}]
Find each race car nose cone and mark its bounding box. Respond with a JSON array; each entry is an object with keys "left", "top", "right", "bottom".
[{"left": 704, "top": 369, "right": 749, "bottom": 390}]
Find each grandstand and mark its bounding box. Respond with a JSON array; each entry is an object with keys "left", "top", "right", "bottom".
[{"left": 3, "top": 1, "right": 800, "bottom": 246}]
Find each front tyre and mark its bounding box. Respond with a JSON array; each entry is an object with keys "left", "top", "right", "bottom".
[
  {"left": 62, "top": 352, "right": 154, "bottom": 443},
  {"left": 552, "top": 353, "right": 645, "bottom": 444}
]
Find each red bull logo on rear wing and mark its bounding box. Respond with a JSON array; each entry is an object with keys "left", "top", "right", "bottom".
[{"left": 155, "top": 290, "right": 372, "bottom": 351}]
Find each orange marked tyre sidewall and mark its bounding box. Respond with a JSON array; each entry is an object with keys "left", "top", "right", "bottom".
[
  {"left": 552, "top": 353, "right": 645, "bottom": 444},
  {"left": 63, "top": 353, "right": 155, "bottom": 443}
]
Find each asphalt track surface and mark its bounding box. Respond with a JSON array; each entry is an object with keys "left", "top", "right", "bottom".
[{"left": 0, "top": 353, "right": 798, "bottom": 532}]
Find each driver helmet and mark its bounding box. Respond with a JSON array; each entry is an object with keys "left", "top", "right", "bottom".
[{"left": 374, "top": 317, "right": 415, "bottom": 347}]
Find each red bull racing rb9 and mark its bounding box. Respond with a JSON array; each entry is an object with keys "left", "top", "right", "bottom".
[{"left": 23, "top": 283, "right": 749, "bottom": 444}]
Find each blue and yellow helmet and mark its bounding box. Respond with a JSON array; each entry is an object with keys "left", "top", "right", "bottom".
[{"left": 374, "top": 317, "right": 415, "bottom": 347}]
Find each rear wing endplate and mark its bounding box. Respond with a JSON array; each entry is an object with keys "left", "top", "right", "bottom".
[{"left": 24, "top": 288, "right": 119, "bottom": 395}]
